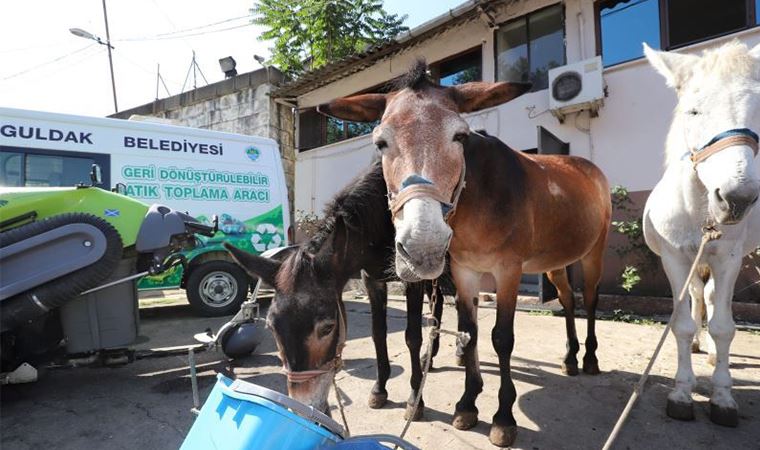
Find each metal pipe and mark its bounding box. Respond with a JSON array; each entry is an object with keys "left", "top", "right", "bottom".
[
  {"left": 189, "top": 348, "right": 200, "bottom": 415},
  {"left": 79, "top": 271, "right": 149, "bottom": 296},
  {"left": 102, "top": 0, "right": 118, "bottom": 113}
]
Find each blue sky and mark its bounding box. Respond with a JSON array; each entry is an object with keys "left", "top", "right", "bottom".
[{"left": 0, "top": 0, "right": 465, "bottom": 117}]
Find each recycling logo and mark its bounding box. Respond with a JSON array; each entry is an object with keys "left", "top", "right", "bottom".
[{"left": 251, "top": 223, "right": 282, "bottom": 252}]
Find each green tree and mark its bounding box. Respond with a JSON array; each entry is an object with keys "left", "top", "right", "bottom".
[{"left": 252, "top": 0, "right": 408, "bottom": 75}]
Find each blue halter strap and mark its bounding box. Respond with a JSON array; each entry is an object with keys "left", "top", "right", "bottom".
[{"left": 697, "top": 128, "right": 759, "bottom": 152}]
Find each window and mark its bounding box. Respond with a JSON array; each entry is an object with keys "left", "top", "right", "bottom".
[
  {"left": 25, "top": 154, "right": 95, "bottom": 187},
  {"left": 668, "top": 0, "right": 749, "bottom": 48},
  {"left": 598, "top": 0, "right": 661, "bottom": 66},
  {"left": 432, "top": 49, "right": 482, "bottom": 86},
  {"left": 597, "top": 0, "right": 758, "bottom": 67},
  {"left": 757, "top": 0, "right": 760, "bottom": 24},
  {"left": 298, "top": 81, "right": 394, "bottom": 151},
  {"left": 0, "top": 149, "right": 107, "bottom": 187},
  {"left": 0, "top": 152, "right": 22, "bottom": 186},
  {"left": 495, "top": 4, "right": 565, "bottom": 91}
]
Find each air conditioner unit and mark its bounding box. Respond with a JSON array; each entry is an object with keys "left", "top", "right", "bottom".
[{"left": 548, "top": 56, "right": 605, "bottom": 123}]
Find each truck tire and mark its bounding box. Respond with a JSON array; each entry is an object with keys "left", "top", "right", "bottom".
[{"left": 186, "top": 261, "right": 249, "bottom": 317}]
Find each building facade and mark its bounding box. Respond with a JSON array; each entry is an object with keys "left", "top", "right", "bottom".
[{"left": 273, "top": 0, "right": 760, "bottom": 299}]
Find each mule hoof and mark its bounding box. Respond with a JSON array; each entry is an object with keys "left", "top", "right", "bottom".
[
  {"left": 404, "top": 403, "right": 424, "bottom": 421},
  {"left": 707, "top": 353, "right": 717, "bottom": 367},
  {"left": 456, "top": 354, "right": 465, "bottom": 367},
  {"left": 691, "top": 341, "right": 701, "bottom": 353},
  {"left": 452, "top": 410, "right": 478, "bottom": 430},
  {"left": 489, "top": 424, "right": 517, "bottom": 448},
  {"left": 582, "top": 361, "right": 600, "bottom": 375},
  {"left": 561, "top": 362, "right": 579, "bottom": 376},
  {"left": 710, "top": 403, "right": 738, "bottom": 427},
  {"left": 666, "top": 398, "right": 694, "bottom": 421},
  {"left": 368, "top": 391, "right": 388, "bottom": 409}
]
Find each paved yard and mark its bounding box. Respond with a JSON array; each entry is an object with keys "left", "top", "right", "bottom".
[{"left": 2, "top": 292, "right": 759, "bottom": 450}]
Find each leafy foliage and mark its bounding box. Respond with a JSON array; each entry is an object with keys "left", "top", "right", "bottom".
[
  {"left": 610, "top": 185, "right": 658, "bottom": 291},
  {"left": 252, "top": 0, "right": 408, "bottom": 75}
]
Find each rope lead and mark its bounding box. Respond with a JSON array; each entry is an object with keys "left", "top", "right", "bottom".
[{"left": 601, "top": 225, "right": 722, "bottom": 450}]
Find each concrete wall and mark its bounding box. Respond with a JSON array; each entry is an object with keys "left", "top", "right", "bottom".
[
  {"left": 293, "top": 0, "right": 760, "bottom": 299},
  {"left": 112, "top": 68, "right": 296, "bottom": 222}
]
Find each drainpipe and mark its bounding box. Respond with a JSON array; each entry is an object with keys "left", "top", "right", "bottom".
[{"left": 577, "top": 10, "right": 586, "bottom": 60}]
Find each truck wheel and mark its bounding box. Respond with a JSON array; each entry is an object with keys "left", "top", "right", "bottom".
[{"left": 186, "top": 261, "right": 249, "bottom": 317}]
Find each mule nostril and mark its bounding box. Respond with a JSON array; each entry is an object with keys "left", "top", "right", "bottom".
[
  {"left": 751, "top": 194, "right": 759, "bottom": 205},
  {"left": 715, "top": 188, "right": 724, "bottom": 203},
  {"left": 396, "top": 241, "right": 412, "bottom": 261}
]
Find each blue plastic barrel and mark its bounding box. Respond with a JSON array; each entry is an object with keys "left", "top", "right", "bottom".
[{"left": 181, "top": 374, "right": 344, "bottom": 450}]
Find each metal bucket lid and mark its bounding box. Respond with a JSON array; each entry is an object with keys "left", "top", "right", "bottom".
[{"left": 226, "top": 377, "right": 345, "bottom": 438}]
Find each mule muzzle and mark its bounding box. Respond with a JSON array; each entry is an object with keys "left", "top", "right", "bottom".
[{"left": 711, "top": 187, "right": 760, "bottom": 224}]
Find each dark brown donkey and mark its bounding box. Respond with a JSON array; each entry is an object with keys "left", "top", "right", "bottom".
[
  {"left": 224, "top": 160, "right": 452, "bottom": 419},
  {"left": 320, "top": 62, "right": 611, "bottom": 447}
]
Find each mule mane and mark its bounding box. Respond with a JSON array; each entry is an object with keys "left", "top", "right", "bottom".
[
  {"left": 697, "top": 40, "right": 758, "bottom": 80},
  {"left": 392, "top": 58, "right": 440, "bottom": 92},
  {"left": 276, "top": 160, "right": 391, "bottom": 292}
]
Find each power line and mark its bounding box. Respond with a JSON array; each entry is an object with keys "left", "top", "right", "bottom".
[
  {"left": 118, "top": 16, "right": 253, "bottom": 42},
  {"left": 1, "top": 44, "right": 96, "bottom": 81}
]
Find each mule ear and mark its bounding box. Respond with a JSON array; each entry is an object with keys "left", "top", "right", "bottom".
[
  {"left": 224, "top": 242, "right": 281, "bottom": 287},
  {"left": 450, "top": 81, "right": 531, "bottom": 113},
  {"left": 317, "top": 93, "right": 387, "bottom": 122},
  {"left": 643, "top": 43, "right": 699, "bottom": 89}
]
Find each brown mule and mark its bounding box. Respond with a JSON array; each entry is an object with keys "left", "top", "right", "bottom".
[{"left": 320, "top": 61, "right": 611, "bottom": 447}]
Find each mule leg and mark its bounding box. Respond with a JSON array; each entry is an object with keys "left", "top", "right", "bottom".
[
  {"left": 704, "top": 260, "right": 740, "bottom": 427},
  {"left": 363, "top": 271, "right": 390, "bottom": 409},
  {"left": 581, "top": 237, "right": 606, "bottom": 375},
  {"left": 547, "top": 268, "right": 579, "bottom": 376},
  {"left": 405, "top": 282, "right": 426, "bottom": 421},
  {"left": 489, "top": 265, "right": 522, "bottom": 447},
  {"left": 703, "top": 296, "right": 717, "bottom": 366},
  {"left": 419, "top": 281, "right": 443, "bottom": 368},
  {"left": 451, "top": 264, "right": 483, "bottom": 431},
  {"left": 661, "top": 251, "right": 698, "bottom": 421},
  {"left": 689, "top": 277, "right": 706, "bottom": 353}
]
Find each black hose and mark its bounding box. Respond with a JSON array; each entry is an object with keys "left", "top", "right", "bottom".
[{"left": 0, "top": 213, "right": 123, "bottom": 332}]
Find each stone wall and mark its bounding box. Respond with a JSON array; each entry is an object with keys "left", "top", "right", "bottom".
[{"left": 111, "top": 68, "right": 296, "bottom": 224}]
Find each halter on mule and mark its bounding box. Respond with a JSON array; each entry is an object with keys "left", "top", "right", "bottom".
[
  {"left": 280, "top": 301, "right": 348, "bottom": 384},
  {"left": 689, "top": 128, "right": 759, "bottom": 167},
  {"left": 387, "top": 152, "right": 467, "bottom": 222}
]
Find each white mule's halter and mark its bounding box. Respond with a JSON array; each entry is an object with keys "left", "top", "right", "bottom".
[{"left": 689, "top": 128, "right": 759, "bottom": 168}]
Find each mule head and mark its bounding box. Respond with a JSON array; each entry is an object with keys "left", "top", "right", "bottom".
[
  {"left": 223, "top": 218, "right": 350, "bottom": 414},
  {"left": 645, "top": 42, "right": 760, "bottom": 224},
  {"left": 319, "top": 61, "right": 530, "bottom": 280}
]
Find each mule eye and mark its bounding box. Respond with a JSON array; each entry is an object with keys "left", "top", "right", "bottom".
[
  {"left": 453, "top": 132, "right": 468, "bottom": 143},
  {"left": 317, "top": 323, "right": 335, "bottom": 338},
  {"left": 687, "top": 109, "right": 700, "bottom": 116},
  {"left": 375, "top": 139, "right": 388, "bottom": 151}
]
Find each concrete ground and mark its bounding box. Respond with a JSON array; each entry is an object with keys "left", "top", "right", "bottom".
[{"left": 2, "top": 291, "right": 759, "bottom": 450}]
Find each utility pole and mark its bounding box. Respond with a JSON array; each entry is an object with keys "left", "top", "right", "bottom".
[{"left": 102, "top": 0, "right": 118, "bottom": 112}]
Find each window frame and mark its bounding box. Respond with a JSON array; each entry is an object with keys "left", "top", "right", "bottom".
[
  {"left": 492, "top": 2, "right": 567, "bottom": 92},
  {"left": 595, "top": 0, "right": 759, "bottom": 67},
  {"left": 429, "top": 46, "right": 484, "bottom": 86},
  {"left": 0, "top": 146, "right": 111, "bottom": 188}
]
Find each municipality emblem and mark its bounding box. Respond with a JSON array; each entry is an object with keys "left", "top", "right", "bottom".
[{"left": 245, "top": 146, "right": 261, "bottom": 162}]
